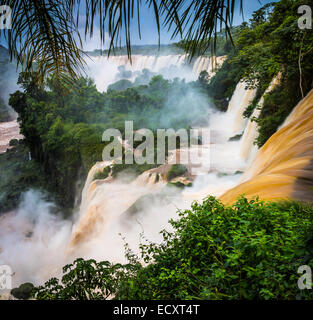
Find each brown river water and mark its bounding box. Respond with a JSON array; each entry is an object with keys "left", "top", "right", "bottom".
[{"left": 0, "top": 120, "right": 23, "bottom": 154}]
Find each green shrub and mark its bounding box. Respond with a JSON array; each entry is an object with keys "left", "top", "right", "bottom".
[
  {"left": 11, "top": 283, "right": 34, "bottom": 300},
  {"left": 9, "top": 139, "right": 19, "bottom": 146},
  {"left": 111, "top": 163, "right": 157, "bottom": 180},
  {"left": 118, "top": 197, "right": 313, "bottom": 300},
  {"left": 34, "top": 197, "right": 313, "bottom": 300},
  {"left": 166, "top": 164, "right": 188, "bottom": 181},
  {"left": 93, "top": 167, "right": 110, "bottom": 181}
]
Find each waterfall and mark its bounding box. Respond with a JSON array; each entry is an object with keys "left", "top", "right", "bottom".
[
  {"left": 98, "top": 54, "right": 226, "bottom": 75},
  {"left": 88, "top": 54, "right": 226, "bottom": 92},
  {"left": 0, "top": 120, "right": 23, "bottom": 154},
  {"left": 69, "top": 161, "right": 167, "bottom": 249},
  {"left": 3, "top": 56, "right": 310, "bottom": 287},
  {"left": 220, "top": 88, "right": 313, "bottom": 204},
  {"left": 69, "top": 79, "right": 255, "bottom": 251},
  {"left": 239, "top": 73, "right": 282, "bottom": 163},
  {"left": 226, "top": 81, "right": 257, "bottom": 135}
]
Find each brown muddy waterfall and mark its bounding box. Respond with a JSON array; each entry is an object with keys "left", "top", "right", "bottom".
[
  {"left": 221, "top": 88, "right": 313, "bottom": 204},
  {"left": 2, "top": 58, "right": 313, "bottom": 288}
]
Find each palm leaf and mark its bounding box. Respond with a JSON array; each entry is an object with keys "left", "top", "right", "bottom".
[
  {"left": 1, "top": 0, "right": 85, "bottom": 83},
  {"left": 0, "top": 0, "right": 243, "bottom": 81}
]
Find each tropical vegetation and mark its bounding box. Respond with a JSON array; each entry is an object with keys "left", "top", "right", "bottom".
[
  {"left": 2, "top": 0, "right": 313, "bottom": 301},
  {"left": 34, "top": 197, "right": 313, "bottom": 300}
]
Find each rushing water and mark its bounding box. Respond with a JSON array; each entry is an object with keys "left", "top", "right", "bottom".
[
  {"left": 221, "top": 85, "right": 313, "bottom": 204},
  {"left": 88, "top": 54, "right": 226, "bottom": 91},
  {"left": 0, "top": 120, "right": 23, "bottom": 154},
  {"left": 0, "top": 55, "right": 308, "bottom": 289}
]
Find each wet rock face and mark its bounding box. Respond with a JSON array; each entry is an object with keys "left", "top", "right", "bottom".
[{"left": 0, "top": 120, "right": 23, "bottom": 154}]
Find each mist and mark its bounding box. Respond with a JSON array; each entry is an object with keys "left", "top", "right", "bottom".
[
  {"left": 86, "top": 52, "right": 221, "bottom": 92},
  {"left": 0, "top": 51, "right": 250, "bottom": 289},
  {"left": 0, "top": 46, "right": 20, "bottom": 119},
  {"left": 0, "top": 190, "right": 72, "bottom": 286}
]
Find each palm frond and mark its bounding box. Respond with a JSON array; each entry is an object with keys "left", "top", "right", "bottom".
[
  {"left": 1, "top": 0, "right": 85, "bottom": 83},
  {"left": 0, "top": 0, "right": 242, "bottom": 81},
  {"left": 71, "top": 0, "right": 242, "bottom": 59},
  {"left": 161, "top": 0, "right": 243, "bottom": 58}
]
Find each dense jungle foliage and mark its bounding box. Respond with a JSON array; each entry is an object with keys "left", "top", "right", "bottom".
[
  {"left": 34, "top": 197, "right": 313, "bottom": 300},
  {"left": 0, "top": 142, "right": 47, "bottom": 213},
  {"left": 0, "top": 71, "right": 207, "bottom": 212},
  {"left": 207, "top": 0, "right": 313, "bottom": 147}
]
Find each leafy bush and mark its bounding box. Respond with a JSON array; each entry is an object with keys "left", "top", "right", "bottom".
[
  {"left": 11, "top": 283, "right": 34, "bottom": 300},
  {"left": 111, "top": 163, "right": 157, "bottom": 180},
  {"left": 34, "top": 197, "right": 313, "bottom": 300},
  {"left": 166, "top": 164, "right": 188, "bottom": 181},
  {"left": 34, "top": 258, "right": 139, "bottom": 300},
  {"left": 93, "top": 167, "right": 111, "bottom": 181},
  {"left": 9, "top": 139, "right": 19, "bottom": 146}
]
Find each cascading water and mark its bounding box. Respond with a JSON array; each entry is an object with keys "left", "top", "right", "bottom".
[
  {"left": 1, "top": 56, "right": 312, "bottom": 289},
  {"left": 239, "top": 74, "right": 282, "bottom": 163},
  {"left": 225, "top": 81, "right": 257, "bottom": 135},
  {"left": 0, "top": 120, "right": 23, "bottom": 154},
  {"left": 221, "top": 88, "right": 313, "bottom": 204},
  {"left": 68, "top": 79, "right": 254, "bottom": 251},
  {"left": 88, "top": 54, "right": 226, "bottom": 92},
  {"left": 0, "top": 67, "right": 270, "bottom": 287},
  {"left": 67, "top": 73, "right": 306, "bottom": 254}
]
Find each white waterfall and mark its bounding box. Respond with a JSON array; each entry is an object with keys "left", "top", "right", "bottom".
[
  {"left": 88, "top": 54, "right": 226, "bottom": 92},
  {"left": 226, "top": 81, "right": 257, "bottom": 135},
  {"left": 239, "top": 73, "right": 282, "bottom": 164}
]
